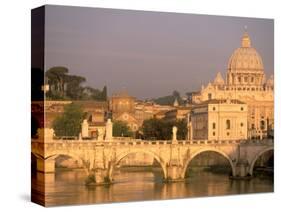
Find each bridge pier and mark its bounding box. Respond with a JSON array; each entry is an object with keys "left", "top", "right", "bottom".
[
  {"left": 36, "top": 158, "right": 55, "bottom": 173},
  {"left": 166, "top": 165, "right": 184, "bottom": 182},
  {"left": 86, "top": 168, "right": 111, "bottom": 185},
  {"left": 233, "top": 159, "right": 251, "bottom": 179}
]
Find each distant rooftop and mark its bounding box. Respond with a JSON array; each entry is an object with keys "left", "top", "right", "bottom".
[
  {"left": 197, "top": 99, "right": 246, "bottom": 105},
  {"left": 112, "top": 90, "right": 135, "bottom": 99}
]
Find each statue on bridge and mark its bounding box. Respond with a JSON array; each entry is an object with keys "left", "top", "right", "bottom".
[
  {"left": 105, "top": 119, "right": 113, "bottom": 140},
  {"left": 172, "top": 126, "right": 177, "bottom": 143},
  {"left": 81, "top": 119, "right": 89, "bottom": 138}
]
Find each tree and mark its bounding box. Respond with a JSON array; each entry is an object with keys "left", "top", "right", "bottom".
[
  {"left": 142, "top": 118, "right": 187, "bottom": 140},
  {"left": 142, "top": 118, "right": 166, "bottom": 140},
  {"left": 101, "top": 85, "right": 107, "bottom": 100},
  {"left": 81, "top": 85, "right": 107, "bottom": 101},
  {"left": 65, "top": 75, "right": 86, "bottom": 99},
  {"left": 113, "top": 121, "right": 132, "bottom": 137},
  {"left": 53, "top": 103, "right": 84, "bottom": 137},
  {"left": 46, "top": 66, "right": 69, "bottom": 99},
  {"left": 172, "top": 90, "right": 180, "bottom": 98},
  {"left": 175, "top": 119, "right": 188, "bottom": 140},
  {"left": 45, "top": 66, "right": 108, "bottom": 101}
]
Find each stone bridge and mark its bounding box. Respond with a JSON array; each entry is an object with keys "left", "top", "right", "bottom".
[{"left": 32, "top": 136, "right": 273, "bottom": 185}]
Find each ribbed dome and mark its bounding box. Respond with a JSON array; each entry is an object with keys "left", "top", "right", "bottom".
[{"left": 227, "top": 33, "right": 264, "bottom": 72}]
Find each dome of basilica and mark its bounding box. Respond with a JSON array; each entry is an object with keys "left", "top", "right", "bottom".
[{"left": 227, "top": 32, "right": 264, "bottom": 73}]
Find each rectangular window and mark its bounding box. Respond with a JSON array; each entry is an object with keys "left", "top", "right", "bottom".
[
  {"left": 226, "top": 120, "right": 231, "bottom": 129},
  {"left": 238, "top": 77, "right": 241, "bottom": 82},
  {"left": 212, "top": 123, "right": 216, "bottom": 129},
  {"left": 260, "top": 120, "right": 265, "bottom": 130}
]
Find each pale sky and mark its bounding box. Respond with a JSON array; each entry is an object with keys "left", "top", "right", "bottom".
[{"left": 45, "top": 5, "right": 274, "bottom": 99}]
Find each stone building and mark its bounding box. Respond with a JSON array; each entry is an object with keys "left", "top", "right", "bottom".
[
  {"left": 191, "top": 32, "right": 274, "bottom": 139},
  {"left": 154, "top": 110, "right": 168, "bottom": 119},
  {"left": 109, "top": 92, "right": 175, "bottom": 132},
  {"left": 109, "top": 91, "right": 140, "bottom": 132},
  {"left": 134, "top": 101, "right": 154, "bottom": 126},
  {"left": 164, "top": 106, "right": 191, "bottom": 123},
  {"left": 135, "top": 101, "right": 174, "bottom": 122},
  {"left": 110, "top": 91, "right": 136, "bottom": 119},
  {"left": 191, "top": 99, "right": 248, "bottom": 140}
]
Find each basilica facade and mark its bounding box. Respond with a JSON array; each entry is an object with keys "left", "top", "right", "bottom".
[{"left": 191, "top": 32, "right": 274, "bottom": 139}]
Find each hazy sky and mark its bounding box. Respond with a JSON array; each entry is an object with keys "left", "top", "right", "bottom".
[{"left": 45, "top": 5, "right": 274, "bottom": 99}]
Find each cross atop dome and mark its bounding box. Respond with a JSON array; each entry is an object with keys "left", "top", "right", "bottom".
[{"left": 241, "top": 29, "right": 251, "bottom": 48}]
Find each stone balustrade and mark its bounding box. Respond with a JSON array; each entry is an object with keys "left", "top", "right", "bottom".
[{"left": 32, "top": 138, "right": 273, "bottom": 146}]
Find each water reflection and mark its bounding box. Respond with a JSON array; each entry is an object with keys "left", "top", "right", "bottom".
[{"left": 32, "top": 168, "right": 273, "bottom": 207}]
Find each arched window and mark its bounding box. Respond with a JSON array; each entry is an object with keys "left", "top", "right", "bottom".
[
  {"left": 226, "top": 120, "right": 231, "bottom": 129},
  {"left": 212, "top": 122, "right": 216, "bottom": 129},
  {"left": 260, "top": 120, "right": 265, "bottom": 130},
  {"left": 251, "top": 124, "right": 255, "bottom": 129}
]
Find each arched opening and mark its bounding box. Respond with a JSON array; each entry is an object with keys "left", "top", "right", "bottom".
[
  {"left": 53, "top": 154, "right": 88, "bottom": 183},
  {"left": 55, "top": 154, "right": 84, "bottom": 169},
  {"left": 183, "top": 150, "right": 234, "bottom": 179},
  {"left": 110, "top": 151, "right": 166, "bottom": 183},
  {"left": 250, "top": 149, "right": 273, "bottom": 178}
]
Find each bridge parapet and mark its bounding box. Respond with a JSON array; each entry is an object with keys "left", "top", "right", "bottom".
[{"left": 32, "top": 138, "right": 273, "bottom": 147}]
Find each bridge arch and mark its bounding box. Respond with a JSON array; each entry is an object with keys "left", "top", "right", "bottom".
[
  {"left": 182, "top": 148, "right": 236, "bottom": 178},
  {"left": 109, "top": 150, "right": 167, "bottom": 181},
  {"left": 249, "top": 146, "right": 274, "bottom": 176},
  {"left": 46, "top": 152, "right": 89, "bottom": 175}
]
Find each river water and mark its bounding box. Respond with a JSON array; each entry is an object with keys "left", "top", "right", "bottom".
[{"left": 31, "top": 168, "right": 273, "bottom": 206}]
